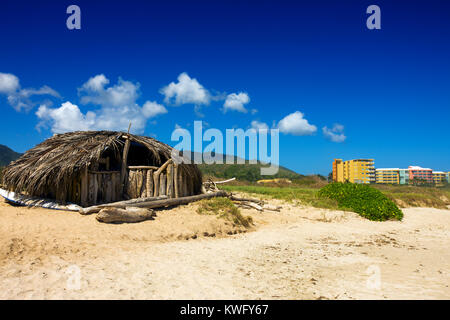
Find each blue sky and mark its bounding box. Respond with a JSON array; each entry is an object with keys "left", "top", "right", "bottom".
[{"left": 1, "top": 0, "right": 449, "bottom": 175}]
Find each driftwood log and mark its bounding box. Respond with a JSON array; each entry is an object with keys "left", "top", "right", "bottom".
[
  {"left": 230, "top": 195, "right": 263, "bottom": 205},
  {"left": 236, "top": 201, "right": 263, "bottom": 211},
  {"left": 79, "top": 195, "right": 168, "bottom": 215},
  {"left": 96, "top": 207, "right": 155, "bottom": 223},
  {"left": 123, "top": 190, "right": 228, "bottom": 209}
]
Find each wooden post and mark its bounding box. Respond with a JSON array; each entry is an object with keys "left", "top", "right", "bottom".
[
  {"left": 120, "top": 137, "right": 131, "bottom": 196},
  {"left": 179, "top": 171, "right": 186, "bottom": 197},
  {"left": 153, "top": 170, "right": 160, "bottom": 197},
  {"left": 173, "top": 163, "right": 179, "bottom": 198},
  {"left": 127, "top": 170, "right": 136, "bottom": 199},
  {"left": 88, "top": 173, "right": 98, "bottom": 205},
  {"left": 146, "top": 170, "right": 154, "bottom": 197},
  {"left": 103, "top": 174, "right": 110, "bottom": 203},
  {"left": 136, "top": 169, "right": 144, "bottom": 198},
  {"left": 80, "top": 166, "right": 88, "bottom": 207},
  {"left": 166, "top": 164, "right": 174, "bottom": 198},
  {"left": 153, "top": 158, "right": 172, "bottom": 197},
  {"left": 159, "top": 173, "right": 166, "bottom": 196}
]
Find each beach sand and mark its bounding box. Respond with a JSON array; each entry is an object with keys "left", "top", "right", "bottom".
[{"left": 0, "top": 196, "right": 449, "bottom": 299}]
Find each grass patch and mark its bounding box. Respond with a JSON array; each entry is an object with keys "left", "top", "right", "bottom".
[
  {"left": 197, "top": 197, "right": 253, "bottom": 228},
  {"left": 219, "top": 182, "right": 449, "bottom": 218},
  {"left": 373, "top": 184, "right": 450, "bottom": 209},
  {"left": 318, "top": 182, "right": 403, "bottom": 221},
  {"left": 219, "top": 185, "right": 338, "bottom": 209}
]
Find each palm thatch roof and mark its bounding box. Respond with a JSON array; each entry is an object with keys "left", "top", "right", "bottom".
[{"left": 2, "top": 131, "right": 202, "bottom": 197}]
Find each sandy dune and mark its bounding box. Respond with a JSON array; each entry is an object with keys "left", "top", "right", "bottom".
[{"left": 0, "top": 196, "right": 449, "bottom": 299}]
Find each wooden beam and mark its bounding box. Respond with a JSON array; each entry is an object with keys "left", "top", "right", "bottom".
[
  {"left": 89, "top": 170, "right": 120, "bottom": 174},
  {"left": 173, "top": 163, "right": 179, "bottom": 198},
  {"left": 153, "top": 158, "right": 172, "bottom": 197},
  {"left": 80, "top": 166, "right": 88, "bottom": 207},
  {"left": 166, "top": 163, "right": 174, "bottom": 198},
  {"left": 79, "top": 195, "right": 168, "bottom": 214},
  {"left": 127, "top": 165, "right": 159, "bottom": 170},
  {"left": 159, "top": 173, "right": 166, "bottom": 196},
  {"left": 146, "top": 170, "right": 154, "bottom": 197},
  {"left": 122, "top": 190, "right": 228, "bottom": 209},
  {"left": 120, "top": 137, "right": 131, "bottom": 196}
]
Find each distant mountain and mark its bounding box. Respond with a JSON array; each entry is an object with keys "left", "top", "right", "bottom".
[
  {"left": 197, "top": 162, "right": 303, "bottom": 182},
  {"left": 178, "top": 151, "right": 304, "bottom": 182},
  {"left": 0, "top": 144, "right": 22, "bottom": 167}
]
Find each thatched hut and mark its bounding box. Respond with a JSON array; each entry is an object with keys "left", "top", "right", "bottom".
[{"left": 2, "top": 131, "right": 202, "bottom": 207}]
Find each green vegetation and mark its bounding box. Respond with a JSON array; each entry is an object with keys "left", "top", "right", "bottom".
[
  {"left": 196, "top": 197, "right": 253, "bottom": 227},
  {"left": 0, "top": 144, "right": 21, "bottom": 167},
  {"left": 197, "top": 162, "right": 303, "bottom": 182},
  {"left": 373, "top": 184, "right": 450, "bottom": 209},
  {"left": 219, "top": 185, "right": 339, "bottom": 209},
  {"left": 318, "top": 182, "right": 403, "bottom": 221}
]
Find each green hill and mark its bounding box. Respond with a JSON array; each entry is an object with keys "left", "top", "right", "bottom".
[
  {"left": 197, "top": 162, "right": 303, "bottom": 182},
  {"left": 0, "top": 144, "right": 21, "bottom": 167}
]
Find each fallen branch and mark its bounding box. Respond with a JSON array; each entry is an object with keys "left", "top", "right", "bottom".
[
  {"left": 128, "top": 190, "right": 229, "bottom": 209},
  {"left": 214, "top": 177, "right": 236, "bottom": 184},
  {"left": 230, "top": 195, "right": 263, "bottom": 205},
  {"left": 262, "top": 204, "right": 282, "bottom": 212},
  {"left": 241, "top": 201, "right": 263, "bottom": 211},
  {"left": 79, "top": 195, "right": 168, "bottom": 215}
]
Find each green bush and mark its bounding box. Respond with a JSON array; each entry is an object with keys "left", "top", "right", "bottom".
[
  {"left": 318, "top": 182, "right": 403, "bottom": 221},
  {"left": 197, "top": 197, "right": 253, "bottom": 227}
]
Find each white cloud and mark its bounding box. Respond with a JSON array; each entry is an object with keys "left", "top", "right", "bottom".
[
  {"left": 0, "top": 73, "right": 20, "bottom": 93},
  {"left": 142, "top": 101, "right": 168, "bottom": 118},
  {"left": 223, "top": 92, "right": 250, "bottom": 113},
  {"left": 19, "top": 85, "right": 60, "bottom": 98},
  {"left": 277, "top": 111, "right": 317, "bottom": 136},
  {"left": 0, "top": 72, "right": 60, "bottom": 111},
  {"left": 160, "top": 72, "right": 210, "bottom": 106},
  {"left": 251, "top": 120, "right": 269, "bottom": 131},
  {"left": 36, "top": 75, "right": 167, "bottom": 134},
  {"left": 36, "top": 102, "right": 96, "bottom": 133},
  {"left": 81, "top": 74, "right": 110, "bottom": 92},
  {"left": 322, "top": 123, "right": 346, "bottom": 143},
  {"left": 250, "top": 108, "right": 258, "bottom": 115},
  {"left": 79, "top": 76, "right": 139, "bottom": 107}
]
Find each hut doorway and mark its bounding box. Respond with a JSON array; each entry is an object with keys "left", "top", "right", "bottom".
[{"left": 124, "top": 141, "right": 175, "bottom": 200}]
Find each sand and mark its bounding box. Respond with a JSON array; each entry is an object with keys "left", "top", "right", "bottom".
[{"left": 0, "top": 196, "right": 449, "bottom": 299}]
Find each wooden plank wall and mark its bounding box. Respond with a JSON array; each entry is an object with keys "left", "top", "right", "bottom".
[
  {"left": 73, "top": 162, "right": 194, "bottom": 206},
  {"left": 126, "top": 163, "right": 184, "bottom": 200},
  {"left": 87, "top": 171, "right": 121, "bottom": 205}
]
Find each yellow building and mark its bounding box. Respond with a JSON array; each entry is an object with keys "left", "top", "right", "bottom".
[
  {"left": 332, "top": 159, "right": 344, "bottom": 182},
  {"left": 332, "top": 158, "right": 375, "bottom": 184},
  {"left": 432, "top": 171, "right": 447, "bottom": 186},
  {"left": 376, "top": 168, "right": 400, "bottom": 184}
]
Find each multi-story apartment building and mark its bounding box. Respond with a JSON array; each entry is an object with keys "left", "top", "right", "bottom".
[
  {"left": 399, "top": 169, "right": 410, "bottom": 185},
  {"left": 332, "top": 158, "right": 375, "bottom": 184},
  {"left": 408, "top": 166, "right": 433, "bottom": 184},
  {"left": 333, "top": 159, "right": 447, "bottom": 186},
  {"left": 376, "top": 168, "right": 400, "bottom": 184},
  {"left": 332, "top": 159, "right": 344, "bottom": 183},
  {"left": 432, "top": 171, "right": 447, "bottom": 186},
  {"left": 376, "top": 168, "right": 410, "bottom": 185}
]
